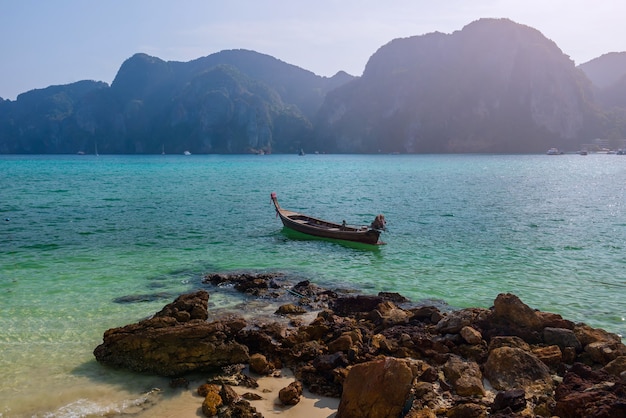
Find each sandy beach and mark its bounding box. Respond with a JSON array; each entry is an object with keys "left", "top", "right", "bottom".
[{"left": 135, "top": 368, "right": 338, "bottom": 418}]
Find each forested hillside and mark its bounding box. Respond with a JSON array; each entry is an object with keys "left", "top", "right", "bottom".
[
  {"left": 2, "top": 19, "right": 625, "bottom": 154},
  {"left": 0, "top": 50, "right": 350, "bottom": 154}
]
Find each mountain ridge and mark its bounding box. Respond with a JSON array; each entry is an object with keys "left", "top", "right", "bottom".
[
  {"left": 314, "top": 18, "right": 601, "bottom": 153},
  {"left": 2, "top": 18, "right": 626, "bottom": 154}
]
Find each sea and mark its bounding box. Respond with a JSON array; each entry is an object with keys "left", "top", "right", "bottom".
[{"left": 1, "top": 153, "right": 625, "bottom": 417}]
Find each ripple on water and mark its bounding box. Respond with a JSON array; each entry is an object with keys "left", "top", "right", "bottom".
[{"left": 1, "top": 153, "right": 625, "bottom": 415}]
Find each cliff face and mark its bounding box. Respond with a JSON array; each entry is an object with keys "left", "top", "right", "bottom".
[
  {"left": 315, "top": 18, "right": 597, "bottom": 153},
  {"left": 0, "top": 80, "right": 109, "bottom": 153}
]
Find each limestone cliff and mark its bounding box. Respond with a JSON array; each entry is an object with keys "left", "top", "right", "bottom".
[{"left": 315, "top": 18, "right": 598, "bottom": 153}]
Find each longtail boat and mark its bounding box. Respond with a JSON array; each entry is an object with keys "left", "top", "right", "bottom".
[{"left": 271, "top": 192, "right": 385, "bottom": 245}]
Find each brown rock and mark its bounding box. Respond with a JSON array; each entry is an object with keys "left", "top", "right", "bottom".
[
  {"left": 536, "top": 311, "right": 575, "bottom": 329},
  {"left": 442, "top": 355, "right": 485, "bottom": 397},
  {"left": 405, "top": 409, "right": 437, "bottom": 418},
  {"left": 554, "top": 362, "right": 626, "bottom": 418},
  {"left": 602, "top": 356, "right": 626, "bottom": 377},
  {"left": 410, "top": 359, "right": 437, "bottom": 383},
  {"left": 242, "top": 392, "right": 263, "bottom": 400},
  {"left": 435, "top": 308, "right": 486, "bottom": 334},
  {"left": 492, "top": 293, "right": 542, "bottom": 330},
  {"left": 220, "top": 384, "right": 239, "bottom": 405},
  {"left": 289, "top": 340, "right": 325, "bottom": 362},
  {"left": 153, "top": 290, "right": 209, "bottom": 322},
  {"left": 532, "top": 345, "right": 563, "bottom": 367},
  {"left": 369, "top": 301, "right": 410, "bottom": 326},
  {"left": 337, "top": 357, "right": 414, "bottom": 418},
  {"left": 378, "top": 291, "right": 409, "bottom": 303},
  {"left": 574, "top": 323, "right": 622, "bottom": 346},
  {"left": 409, "top": 306, "right": 443, "bottom": 324},
  {"left": 249, "top": 353, "right": 272, "bottom": 375},
  {"left": 279, "top": 381, "right": 303, "bottom": 405},
  {"left": 460, "top": 326, "right": 483, "bottom": 345},
  {"left": 572, "top": 323, "right": 626, "bottom": 366},
  {"left": 328, "top": 333, "right": 356, "bottom": 353},
  {"left": 301, "top": 321, "right": 330, "bottom": 340},
  {"left": 480, "top": 294, "right": 545, "bottom": 343},
  {"left": 371, "top": 333, "right": 386, "bottom": 350},
  {"left": 484, "top": 346, "right": 552, "bottom": 391},
  {"left": 208, "top": 368, "right": 258, "bottom": 389},
  {"left": 234, "top": 277, "right": 268, "bottom": 293},
  {"left": 488, "top": 336, "right": 531, "bottom": 352},
  {"left": 560, "top": 346, "right": 577, "bottom": 364},
  {"left": 93, "top": 292, "right": 249, "bottom": 376},
  {"left": 222, "top": 399, "right": 263, "bottom": 418},
  {"left": 312, "top": 352, "right": 349, "bottom": 373},
  {"left": 446, "top": 403, "right": 487, "bottom": 418},
  {"left": 413, "top": 381, "right": 435, "bottom": 398},
  {"left": 202, "top": 391, "right": 223, "bottom": 417},
  {"left": 586, "top": 341, "right": 626, "bottom": 365},
  {"left": 491, "top": 388, "right": 526, "bottom": 413},
  {"left": 275, "top": 303, "right": 306, "bottom": 315}
]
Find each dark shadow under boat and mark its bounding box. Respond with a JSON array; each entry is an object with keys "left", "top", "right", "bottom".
[
  {"left": 278, "top": 227, "right": 384, "bottom": 251},
  {"left": 271, "top": 192, "right": 385, "bottom": 245}
]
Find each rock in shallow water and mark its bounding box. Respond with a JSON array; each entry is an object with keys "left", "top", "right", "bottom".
[
  {"left": 93, "top": 290, "right": 249, "bottom": 376},
  {"left": 93, "top": 282, "right": 626, "bottom": 418}
]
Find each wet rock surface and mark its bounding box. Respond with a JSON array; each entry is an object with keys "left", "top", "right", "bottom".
[{"left": 94, "top": 273, "right": 626, "bottom": 417}]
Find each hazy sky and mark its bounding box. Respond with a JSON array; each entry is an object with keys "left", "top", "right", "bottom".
[{"left": 1, "top": 0, "right": 625, "bottom": 100}]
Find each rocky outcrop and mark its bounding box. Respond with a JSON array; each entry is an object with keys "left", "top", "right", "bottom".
[
  {"left": 94, "top": 274, "right": 626, "bottom": 417},
  {"left": 93, "top": 291, "right": 249, "bottom": 375}
]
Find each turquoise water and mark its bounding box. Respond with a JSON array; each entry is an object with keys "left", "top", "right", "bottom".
[{"left": 1, "top": 153, "right": 625, "bottom": 416}]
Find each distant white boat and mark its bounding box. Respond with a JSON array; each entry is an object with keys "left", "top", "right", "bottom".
[
  {"left": 183, "top": 150, "right": 191, "bottom": 155},
  {"left": 546, "top": 148, "right": 562, "bottom": 155}
]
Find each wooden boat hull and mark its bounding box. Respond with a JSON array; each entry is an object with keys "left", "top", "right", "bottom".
[{"left": 271, "top": 193, "right": 382, "bottom": 245}]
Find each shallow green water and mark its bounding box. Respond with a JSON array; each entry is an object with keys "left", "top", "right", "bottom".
[{"left": 1, "top": 153, "right": 625, "bottom": 416}]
